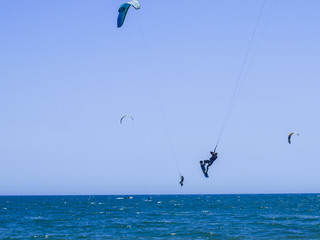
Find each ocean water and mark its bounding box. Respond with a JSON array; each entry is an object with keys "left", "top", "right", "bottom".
[{"left": 1, "top": 194, "right": 320, "bottom": 239}]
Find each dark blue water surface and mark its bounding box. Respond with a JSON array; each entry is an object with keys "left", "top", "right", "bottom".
[{"left": 1, "top": 194, "right": 320, "bottom": 239}]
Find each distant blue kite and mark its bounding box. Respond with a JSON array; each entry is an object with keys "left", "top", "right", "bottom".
[
  {"left": 288, "top": 132, "right": 299, "bottom": 144},
  {"left": 117, "top": 0, "right": 141, "bottom": 28}
]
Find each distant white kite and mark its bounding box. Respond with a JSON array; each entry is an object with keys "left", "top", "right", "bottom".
[{"left": 120, "top": 115, "right": 134, "bottom": 124}]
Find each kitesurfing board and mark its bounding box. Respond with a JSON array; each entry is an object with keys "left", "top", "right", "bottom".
[{"left": 200, "top": 161, "right": 209, "bottom": 178}]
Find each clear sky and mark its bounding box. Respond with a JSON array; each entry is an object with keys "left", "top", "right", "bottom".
[{"left": 0, "top": 0, "right": 319, "bottom": 195}]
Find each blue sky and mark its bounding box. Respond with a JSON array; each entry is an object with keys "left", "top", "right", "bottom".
[{"left": 0, "top": 0, "right": 319, "bottom": 195}]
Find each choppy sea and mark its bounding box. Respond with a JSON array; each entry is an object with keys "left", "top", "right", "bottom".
[{"left": 1, "top": 194, "right": 320, "bottom": 239}]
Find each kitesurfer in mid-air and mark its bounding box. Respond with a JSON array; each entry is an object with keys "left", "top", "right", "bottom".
[
  {"left": 204, "top": 151, "right": 218, "bottom": 174},
  {"left": 179, "top": 176, "right": 184, "bottom": 186}
]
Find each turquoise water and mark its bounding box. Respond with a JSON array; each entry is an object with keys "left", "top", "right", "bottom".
[{"left": 1, "top": 194, "right": 320, "bottom": 239}]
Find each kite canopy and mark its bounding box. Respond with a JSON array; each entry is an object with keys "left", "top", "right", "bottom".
[
  {"left": 288, "top": 132, "right": 299, "bottom": 144},
  {"left": 117, "top": 0, "right": 141, "bottom": 28},
  {"left": 120, "top": 115, "right": 134, "bottom": 124},
  {"left": 127, "top": 0, "right": 140, "bottom": 9}
]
